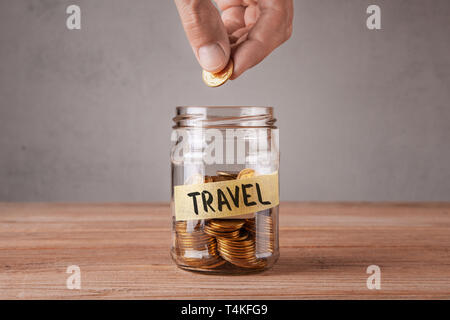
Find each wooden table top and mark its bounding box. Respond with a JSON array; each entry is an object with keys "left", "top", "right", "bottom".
[{"left": 0, "top": 202, "right": 449, "bottom": 299}]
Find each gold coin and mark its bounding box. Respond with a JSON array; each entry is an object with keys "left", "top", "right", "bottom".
[
  {"left": 218, "top": 244, "right": 255, "bottom": 252},
  {"left": 175, "top": 220, "right": 203, "bottom": 232},
  {"left": 208, "top": 219, "right": 245, "bottom": 230},
  {"left": 212, "top": 175, "right": 234, "bottom": 182},
  {"left": 176, "top": 239, "right": 215, "bottom": 248},
  {"left": 204, "top": 226, "right": 241, "bottom": 238},
  {"left": 219, "top": 251, "right": 256, "bottom": 261},
  {"left": 217, "top": 171, "right": 238, "bottom": 179},
  {"left": 202, "top": 59, "right": 234, "bottom": 87},
  {"left": 237, "top": 168, "right": 255, "bottom": 179},
  {"left": 176, "top": 239, "right": 215, "bottom": 247},
  {"left": 217, "top": 245, "right": 255, "bottom": 256},
  {"left": 178, "top": 256, "right": 223, "bottom": 268}
]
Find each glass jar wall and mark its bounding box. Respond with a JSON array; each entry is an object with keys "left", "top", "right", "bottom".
[{"left": 170, "top": 106, "right": 279, "bottom": 274}]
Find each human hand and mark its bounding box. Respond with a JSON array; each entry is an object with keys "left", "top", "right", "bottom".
[{"left": 174, "top": 0, "right": 293, "bottom": 79}]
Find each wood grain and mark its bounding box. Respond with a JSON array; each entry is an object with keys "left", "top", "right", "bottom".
[{"left": 0, "top": 202, "right": 449, "bottom": 299}]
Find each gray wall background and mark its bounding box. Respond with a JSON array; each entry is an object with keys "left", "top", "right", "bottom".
[{"left": 0, "top": 0, "right": 449, "bottom": 202}]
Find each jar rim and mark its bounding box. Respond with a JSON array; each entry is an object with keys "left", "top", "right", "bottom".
[{"left": 173, "top": 106, "right": 276, "bottom": 129}]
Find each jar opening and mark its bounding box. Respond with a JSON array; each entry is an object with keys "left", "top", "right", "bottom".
[{"left": 173, "top": 106, "right": 276, "bottom": 129}]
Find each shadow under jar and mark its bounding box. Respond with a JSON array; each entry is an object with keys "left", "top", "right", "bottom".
[{"left": 170, "top": 106, "right": 280, "bottom": 274}]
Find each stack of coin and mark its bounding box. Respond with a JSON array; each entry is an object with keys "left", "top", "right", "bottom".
[
  {"left": 244, "top": 213, "right": 274, "bottom": 254},
  {"left": 204, "top": 217, "right": 268, "bottom": 269},
  {"left": 174, "top": 220, "right": 225, "bottom": 269},
  {"left": 204, "top": 219, "right": 245, "bottom": 238},
  {"left": 216, "top": 233, "right": 267, "bottom": 269},
  {"left": 211, "top": 171, "right": 237, "bottom": 182}
]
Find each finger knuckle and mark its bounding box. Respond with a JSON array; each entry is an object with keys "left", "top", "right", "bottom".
[
  {"left": 181, "top": 0, "right": 202, "bottom": 11},
  {"left": 273, "top": 22, "right": 292, "bottom": 44},
  {"left": 279, "top": 16, "right": 293, "bottom": 42},
  {"left": 179, "top": 0, "right": 206, "bottom": 24}
]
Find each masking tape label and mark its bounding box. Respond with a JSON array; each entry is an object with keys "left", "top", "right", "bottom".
[{"left": 174, "top": 172, "right": 279, "bottom": 221}]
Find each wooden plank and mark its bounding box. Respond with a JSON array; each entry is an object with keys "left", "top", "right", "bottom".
[{"left": 0, "top": 202, "right": 449, "bottom": 299}]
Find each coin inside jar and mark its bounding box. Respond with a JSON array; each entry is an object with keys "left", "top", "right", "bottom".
[
  {"left": 216, "top": 234, "right": 267, "bottom": 269},
  {"left": 207, "top": 219, "right": 245, "bottom": 230},
  {"left": 216, "top": 171, "right": 238, "bottom": 179},
  {"left": 237, "top": 168, "right": 255, "bottom": 179},
  {"left": 173, "top": 220, "right": 225, "bottom": 268}
]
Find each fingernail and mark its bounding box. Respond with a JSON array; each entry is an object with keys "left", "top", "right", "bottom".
[{"left": 198, "top": 43, "right": 227, "bottom": 72}]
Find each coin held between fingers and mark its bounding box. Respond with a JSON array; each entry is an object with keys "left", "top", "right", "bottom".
[{"left": 202, "top": 59, "right": 234, "bottom": 87}]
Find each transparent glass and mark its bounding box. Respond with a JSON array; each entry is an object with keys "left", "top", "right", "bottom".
[{"left": 170, "top": 106, "right": 279, "bottom": 274}]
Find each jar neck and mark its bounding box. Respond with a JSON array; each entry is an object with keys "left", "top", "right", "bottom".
[{"left": 173, "top": 106, "right": 276, "bottom": 129}]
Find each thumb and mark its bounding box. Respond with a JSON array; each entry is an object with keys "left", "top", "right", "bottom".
[{"left": 175, "top": 0, "right": 230, "bottom": 72}]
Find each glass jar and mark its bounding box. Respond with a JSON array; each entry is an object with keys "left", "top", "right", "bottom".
[{"left": 170, "top": 106, "right": 279, "bottom": 274}]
